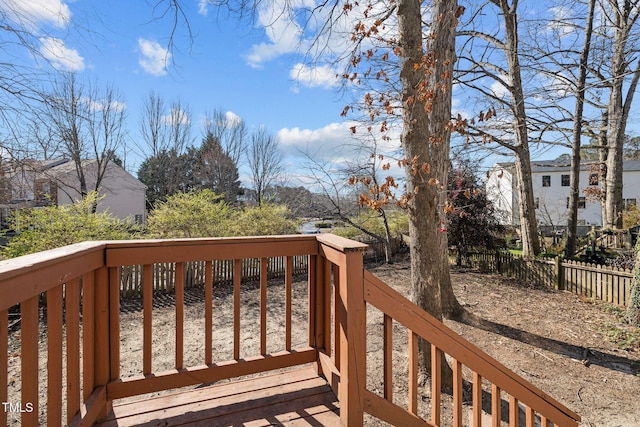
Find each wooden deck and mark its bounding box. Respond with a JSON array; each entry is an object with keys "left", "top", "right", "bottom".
[
  {"left": 1, "top": 235, "right": 581, "bottom": 427},
  {"left": 95, "top": 367, "right": 340, "bottom": 427}
]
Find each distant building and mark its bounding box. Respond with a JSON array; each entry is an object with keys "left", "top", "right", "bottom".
[
  {"left": 0, "top": 158, "right": 147, "bottom": 225},
  {"left": 486, "top": 159, "right": 640, "bottom": 227}
]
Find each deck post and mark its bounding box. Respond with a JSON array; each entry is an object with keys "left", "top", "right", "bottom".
[
  {"left": 94, "top": 265, "right": 112, "bottom": 419},
  {"left": 337, "top": 249, "right": 365, "bottom": 427}
]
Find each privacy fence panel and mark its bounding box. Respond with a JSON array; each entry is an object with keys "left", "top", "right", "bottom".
[
  {"left": 455, "top": 250, "right": 633, "bottom": 306},
  {"left": 118, "top": 255, "right": 309, "bottom": 299}
]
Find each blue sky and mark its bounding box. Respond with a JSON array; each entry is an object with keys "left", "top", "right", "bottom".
[
  {"left": 6, "top": 0, "right": 617, "bottom": 188},
  {"left": 2, "top": 0, "right": 372, "bottom": 185}
]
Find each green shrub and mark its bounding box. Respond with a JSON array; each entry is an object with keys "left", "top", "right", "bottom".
[{"left": 1, "top": 192, "right": 132, "bottom": 259}]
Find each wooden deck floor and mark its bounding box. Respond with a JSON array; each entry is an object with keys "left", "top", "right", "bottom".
[{"left": 95, "top": 366, "right": 341, "bottom": 427}]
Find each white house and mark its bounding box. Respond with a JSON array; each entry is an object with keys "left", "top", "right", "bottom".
[
  {"left": 486, "top": 159, "right": 640, "bottom": 227},
  {"left": 0, "top": 158, "right": 147, "bottom": 224}
]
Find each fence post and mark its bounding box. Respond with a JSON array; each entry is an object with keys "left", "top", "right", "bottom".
[{"left": 555, "top": 256, "right": 564, "bottom": 290}]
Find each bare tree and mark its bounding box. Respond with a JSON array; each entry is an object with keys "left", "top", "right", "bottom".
[
  {"left": 456, "top": 0, "right": 541, "bottom": 257},
  {"left": 167, "top": 98, "right": 193, "bottom": 154},
  {"left": 139, "top": 91, "right": 170, "bottom": 157},
  {"left": 201, "top": 108, "right": 247, "bottom": 167},
  {"left": 597, "top": 0, "right": 640, "bottom": 230},
  {"left": 566, "top": 0, "right": 597, "bottom": 256},
  {"left": 247, "top": 126, "right": 284, "bottom": 206},
  {"left": 44, "top": 73, "right": 127, "bottom": 206},
  {"left": 302, "top": 140, "right": 397, "bottom": 263}
]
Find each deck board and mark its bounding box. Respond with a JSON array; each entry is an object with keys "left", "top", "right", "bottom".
[{"left": 96, "top": 366, "right": 340, "bottom": 426}]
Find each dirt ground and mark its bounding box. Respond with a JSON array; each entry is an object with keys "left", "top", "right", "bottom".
[
  {"left": 370, "top": 261, "right": 640, "bottom": 427},
  {"left": 6, "top": 257, "right": 640, "bottom": 426}
]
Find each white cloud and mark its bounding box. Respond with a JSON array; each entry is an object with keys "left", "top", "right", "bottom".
[
  {"left": 39, "top": 37, "right": 85, "bottom": 71},
  {"left": 162, "top": 108, "right": 190, "bottom": 126},
  {"left": 85, "top": 97, "right": 127, "bottom": 113},
  {"left": 198, "top": 0, "right": 210, "bottom": 16},
  {"left": 290, "top": 63, "right": 338, "bottom": 89},
  {"left": 137, "top": 38, "right": 170, "bottom": 76},
  {"left": 278, "top": 121, "right": 400, "bottom": 163},
  {"left": 0, "top": 0, "right": 71, "bottom": 30},
  {"left": 244, "top": 0, "right": 315, "bottom": 68},
  {"left": 225, "top": 111, "right": 242, "bottom": 125},
  {"left": 490, "top": 78, "right": 510, "bottom": 99},
  {"left": 545, "top": 6, "right": 576, "bottom": 38}
]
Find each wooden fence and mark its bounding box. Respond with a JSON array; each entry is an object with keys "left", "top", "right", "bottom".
[
  {"left": 119, "top": 255, "right": 309, "bottom": 299},
  {"left": 455, "top": 250, "right": 634, "bottom": 306}
]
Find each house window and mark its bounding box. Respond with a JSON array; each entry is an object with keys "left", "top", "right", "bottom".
[
  {"left": 566, "top": 197, "right": 586, "bottom": 209},
  {"left": 535, "top": 197, "right": 539, "bottom": 209},
  {"left": 624, "top": 199, "right": 637, "bottom": 209},
  {"left": 561, "top": 175, "right": 570, "bottom": 186},
  {"left": 542, "top": 175, "right": 551, "bottom": 187},
  {"left": 588, "top": 173, "right": 599, "bottom": 185},
  {"left": 134, "top": 214, "right": 145, "bottom": 225}
]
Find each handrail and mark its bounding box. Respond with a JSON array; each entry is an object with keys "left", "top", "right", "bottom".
[
  {"left": 363, "top": 270, "right": 581, "bottom": 427},
  {"left": 1, "top": 235, "right": 581, "bottom": 427},
  {"left": 0, "top": 241, "right": 106, "bottom": 311}
]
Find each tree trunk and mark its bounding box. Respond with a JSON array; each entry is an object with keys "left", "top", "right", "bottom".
[
  {"left": 501, "top": 0, "right": 540, "bottom": 258},
  {"left": 566, "top": 0, "right": 595, "bottom": 258},
  {"left": 513, "top": 146, "right": 540, "bottom": 258},
  {"left": 397, "top": 0, "right": 462, "bottom": 388},
  {"left": 627, "top": 238, "right": 640, "bottom": 325}
]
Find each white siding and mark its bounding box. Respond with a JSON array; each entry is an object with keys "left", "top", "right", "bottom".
[
  {"left": 56, "top": 161, "right": 146, "bottom": 223},
  {"left": 486, "top": 164, "right": 517, "bottom": 226},
  {"left": 487, "top": 160, "right": 640, "bottom": 227}
]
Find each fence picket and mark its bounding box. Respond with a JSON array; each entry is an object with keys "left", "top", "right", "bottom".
[{"left": 455, "top": 250, "right": 633, "bottom": 307}]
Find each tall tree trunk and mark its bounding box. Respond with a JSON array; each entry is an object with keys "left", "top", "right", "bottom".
[
  {"left": 627, "top": 238, "right": 640, "bottom": 325},
  {"left": 397, "top": 0, "right": 462, "bottom": 388},
  {"left": 599, "top": 112, "right": 609, "bottom": 226},
  {"left": 566, "top": 0, "right": 596, "bottom": 257},
  {"left": 606, "top": 30, "right": 626, "bottom": 230},
  {"left": 501, "top": 0, "right": 540, "bottom": 257}
]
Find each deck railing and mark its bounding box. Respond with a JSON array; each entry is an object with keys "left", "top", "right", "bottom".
[{"left": 1, "top": 234, "right": 580, "bottom": 426}]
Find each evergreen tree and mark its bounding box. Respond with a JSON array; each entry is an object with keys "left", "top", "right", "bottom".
[
  {"left": 447, "top": 162, "right": 504, "bottom": 265},
  {"left": 196, "top": 132, "right": 241, "bottom": 204}
]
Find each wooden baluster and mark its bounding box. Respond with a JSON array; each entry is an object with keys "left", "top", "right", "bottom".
[
  {"left": 541, "top": 415, "right": 550, "bottom": 427},
  {"left": 383, "top": 314, "right": 393, "bottom": 401},
  {"left": 205, "top": 260, "right": 213, "bottom": 364},
  {"left": 453, "top": 359, "right": 463, "bottom": 427},
  {"left": 66, "top": 278, "right": 81, "bottom": 424},
  {"left": 332, "top": 264, "right": 339, "bottom": 370},
  {"left": 492, "top": 384, "right": 502, "bottom": 427},
  {"left": 431, "top": 346, "right": 442, "bottom": 425},
  {"left": 233, "top": 259, "right": 241, "bottom": 360},
  {"left": 525, "top": 406, "right": 535, "bottom": 427},
  {"left": 82, "top": 272, "right": 95, "bottom": 402},
  {"left": 21, "top": 296, "right": 39, "bottom": 427},
  {"left": 94, "top": 266, "right": 110, "bottom": 419},
  {"left": 143, "top": 264, "right": 153, "bottom": 374},
  {"left": 408, "top": 331, "right": 418, "bottom": 415},
  {"left": 510, "top": 395, "right": 519, "bottom": 427},
  {"left": 109, "top": 266, "right": 120, "bottom": 381},
  {"left": 47, "top": 287, "right": 63, "bottom": 427},
  {"left": 175, "top": 262, "right": 184, "bottom": 369},
  {"left": 260, "top": 258, "right": 267, "bottom": 355},
  {"left": 0, "top": 309, "right": 7, "bottom": 427},
  {"left": 285, "top": 256, "right": 293, "bottom": 351},
  {"left": 309, "top": 255, "right": 318, "bottom": 348},
  {"left": 473, "top": 371, "right": 483, "bottom": 427}
]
